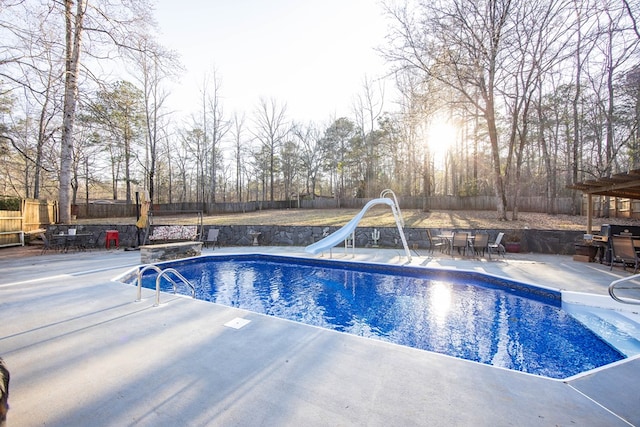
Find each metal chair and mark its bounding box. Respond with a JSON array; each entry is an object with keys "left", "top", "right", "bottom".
[
  {"left": 488, "top": 232, "right": 505, "bottom": 258},
  {"left": 451, "top": 232, "right": 469, "bottom": 256},
  {"left": 472, "top": 233, "right": 489, "bottom": 257},
  {"left": 204, "top": 228, "right": 220, "bottom": 249},
  {"left": 610, "top": 235, "right": 640, "bottom": 273},
  {"left": 426, "top": 229, "right": 447, "bottom": 253},
  {"left": 40, "top": 233, "right": 63, "bottom": 254}
]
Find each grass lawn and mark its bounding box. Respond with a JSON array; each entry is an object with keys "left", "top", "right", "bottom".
[{"left": 75, "top": 208, "right": 640, "bottom": 231}]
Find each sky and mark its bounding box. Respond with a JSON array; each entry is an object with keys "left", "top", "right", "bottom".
[{"left": 152, "top": 0, "right": 394, "bottom": 124}]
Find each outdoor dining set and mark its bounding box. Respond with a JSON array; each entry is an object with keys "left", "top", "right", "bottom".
[
  {"left": 426, "top": 230, "right": 505, "bottom": 259},
  {"left": 39, "top": 229, "right": 94, "bottom": 254}
]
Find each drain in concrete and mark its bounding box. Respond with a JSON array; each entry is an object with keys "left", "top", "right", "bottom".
[{"left": 224, "top": 317, "right": 251, "bottom": 329}]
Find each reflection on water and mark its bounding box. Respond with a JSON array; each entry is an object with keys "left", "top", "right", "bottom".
[
  {"left": 429, "top": 281, "right": 452, "bottom": 323},
  {"left": 140, "top": 258, "right": 624, "bottom": 379}
]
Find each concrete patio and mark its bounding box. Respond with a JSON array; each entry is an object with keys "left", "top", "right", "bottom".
[{"left": 1, "top": 245, "right": 639, "bottom": 426}]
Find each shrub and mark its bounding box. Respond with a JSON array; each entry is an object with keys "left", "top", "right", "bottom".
[{"left": 0, "top": 197, "right": 20, "bottom": 211}]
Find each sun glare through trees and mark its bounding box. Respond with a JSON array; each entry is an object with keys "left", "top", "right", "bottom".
[
  {"left": 427, "top": 122, "right": 457, "bottom": 168},
  {"left": 1, "top": 1, "right": 639, "bottom": 221}
]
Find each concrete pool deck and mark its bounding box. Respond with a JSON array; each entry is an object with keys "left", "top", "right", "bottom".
[{"left": 1, "top": 245, "right": 639, "bottom": 426}]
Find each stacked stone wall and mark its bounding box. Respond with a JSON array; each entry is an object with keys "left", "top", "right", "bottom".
[{"left": 45, "top": 224, "right": 585, "bottom": 254}]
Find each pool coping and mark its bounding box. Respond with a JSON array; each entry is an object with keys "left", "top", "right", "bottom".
[
  {"left": 118, "top": 252, "right": 639, "bottom": 381},
  {"left": 2, "top": 247, "right": 640, "bottom": 426}
]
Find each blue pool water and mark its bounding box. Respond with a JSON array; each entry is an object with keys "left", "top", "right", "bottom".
[{"left": 128, "top": 254, "right": 624, "bottom": 379}]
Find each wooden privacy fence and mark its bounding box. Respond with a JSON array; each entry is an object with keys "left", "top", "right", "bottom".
[
  {"left": 82, "top": 203, "right": 137, "bottom": 218},
  {"left": 75, "top": 195, "right": 577, "bottom": 219},
  {"left": 302, "top": 196, "right": 576, "bottom": 213},
  {"left": 0, "top": 199, "right": 57, "bottom": 247},
  {"left": 0, "top": 209, "right": 23, "bottom": 247},
  {"left": 39, "top": 195, "right": 640, "bottom": 222},
  {"left": 80, "top": 200, "right": 293, "bottom": 218}
]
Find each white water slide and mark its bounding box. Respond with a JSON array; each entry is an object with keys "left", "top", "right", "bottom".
[{"left": 304, "top": 191, "right": 412, "bottom": 261}]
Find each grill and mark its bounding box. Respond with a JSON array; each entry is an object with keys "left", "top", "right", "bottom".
[{"left": 594, "top": 224, "right": 640, "bottom": 264}]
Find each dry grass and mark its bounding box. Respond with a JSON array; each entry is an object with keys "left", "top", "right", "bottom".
[{"left": 74, "top": 208, "right": 640, "bottom": 231}]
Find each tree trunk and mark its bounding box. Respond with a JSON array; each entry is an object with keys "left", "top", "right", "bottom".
[
  {"left": 571, "top": 3, "right": 583, "bottom": 215},
  {"left": 59, "top": 0, "right": 86, "bottom": 223},
  {"left": 485, "top": 100, "right": 508, "bottom": 220}
]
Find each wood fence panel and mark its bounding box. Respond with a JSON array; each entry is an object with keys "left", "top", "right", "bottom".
[
  {"left": 0, "top": 199, "right": 56, "bottom": 246},
  {"left": 0, "top": 210, "right": 21, "bottom": 233},
  {"left": 300, "top": 199, "right": 339, "bottom": 209},
  {"left": 69, "top": 196, "right": 592, "bottom": 219},
  {"left": 581, "top": 195, "right": 640, "bottom": 220},
  {"left": 85, "top": 203, "right": 137, "bottom": 218},
  {"left": 22, "top": 199, "right": 57, "bottom": 231},
  {"left": 0, "top": 210, "right": 22, "bottom": 246}
]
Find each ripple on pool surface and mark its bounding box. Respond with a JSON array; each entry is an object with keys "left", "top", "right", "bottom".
[{"left": 130, "top": 254, "right": 625, "bottom": 379}]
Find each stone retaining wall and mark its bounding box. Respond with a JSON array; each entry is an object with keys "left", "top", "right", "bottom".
[
  {"left": 45, "top": 224, "right": 586, "bottom": 255},
  {"left": 47, "top": 224, "right": 141, "bottom": 249},
  {"left": 140, "top": 241, "right": 203, "bottom": 263}
]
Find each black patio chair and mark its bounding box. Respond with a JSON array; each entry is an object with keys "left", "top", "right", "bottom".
[
  {"left": 426, "top": 229, "right": 447, "bottom": 253},
  {"left": 451, "top": 232, "right": 469, "bottom": 256},
  {"left": 203, "top": 228, "right": 220, "bottom": 249},
  {"left": 472, "top": 233, "right": 489, "bottom": 257},
  {"left": 610, "top": 235, "right": 640, "bottom": 273},
  {"left": 40, "top": 233, "right": 63, "bottom": 254}
]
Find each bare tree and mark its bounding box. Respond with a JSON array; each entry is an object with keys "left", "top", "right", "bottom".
[
  {"left": 6, "top": 4, "right": 65, "bottom": 199},
  {"left": 570, "top": 0, "right": 588, "bottom": 214},
  {"left": 504, "top": 0, "right": 573, "bottom": 219},
  {"left": 393, "top": 70, "right": 443, "bottom": 202},
  {"left": 320, "top": 117, "right": 357, "bottom": 204},
  {"left": 86, "top": 80, "right": 145, "bottom": 202},
  {"left": 181, "top": 121, "right": 206, "bottom": 203},
  {"left": 352, "top": 75, "right": 385, "bottom": 198},
  {"left": 384, "top": 0, "right": 515, "bottom": 219},
  {"left": 622, "top": 0, "right": 640, "bottom": 39},
  {"left": 280, "top": 137, "right": 300, "bottom": 203},
  {"left": 599, "top": 0, "right": 640, "bottom": 177},
  {"left": 57, "top": 0, "right": 157, "bottom": 222},
  {"left": 252, "top": 97, "right": 288, "bottom": 202},
  {"left": 125, "top": 36, "right": 181, "bottom": 203},
  {"left": 203, "top": 69, "right": 231, "bottom": 204},
  {"left": 230, "top": 112, "right": 247, "bottom": 202},
  {"left": 293, "top": 122, "right": 323, "bottom": 199},
  {"left": 59, "top": 0, "right": 87, "bottom": 222}
]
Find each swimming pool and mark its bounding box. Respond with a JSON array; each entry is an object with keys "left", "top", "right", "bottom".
[{"left": 123, "top": 254, "right": 624, "bottom": 379}]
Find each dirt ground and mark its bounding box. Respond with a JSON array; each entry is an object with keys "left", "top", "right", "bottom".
[{"left": 0, "top": 244, "right": 42, "bottom": 260}]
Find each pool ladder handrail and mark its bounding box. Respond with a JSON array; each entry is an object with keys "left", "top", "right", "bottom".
[
  {"left": 380, "top": 189, "right": 411, "bottom": 261},
  {"left": 136, "top": 264, "right": 196, "bottom": 306},
  {"left": 608, "top": 274, "right": 640, "bottom": 305},
  {"left": 380, "top": 189, "right": 404, "bottom": 227}
]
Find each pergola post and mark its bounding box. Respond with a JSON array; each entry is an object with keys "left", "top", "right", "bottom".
[
  {"left": 587, "top": 193, "right": 593, "bottom": 233},
  {"left": 569, "top": 169, "right": 640, "bottom": 233}
]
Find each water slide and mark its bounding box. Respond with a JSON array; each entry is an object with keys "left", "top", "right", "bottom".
[{"left": 304, "top": 196, "right": 412, "bottom": 261}]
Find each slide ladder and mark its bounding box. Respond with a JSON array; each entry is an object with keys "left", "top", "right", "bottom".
[
  {"left": 305, "top": 190, "right": 411, "bottom": 261},
  {"left": 380, "top": 189, "right": 404, "bottom": 227}
]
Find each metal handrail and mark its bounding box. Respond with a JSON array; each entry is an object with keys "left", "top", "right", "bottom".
[
  {"left": 155, "top": 268, "right": 195, "bottom": 306},
  {"left": 608, "top": 274, "right": 640, "bottom": 305},
  {"left": 136, "top": 264, "right": 196, "bottom": 306},
  {"left": 379, "top": 189, "right": 411, "bottom": 261},
  {"left": 380, "top": 189, "right": 405, "bottom": 227},
  {"left": 136, "top": 265, "right": 163, "bottom": 301}
]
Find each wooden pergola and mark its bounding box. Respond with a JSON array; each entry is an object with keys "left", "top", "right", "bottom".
[{"left": 568, "top": 168, "right": 640, "bottom": 232}]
